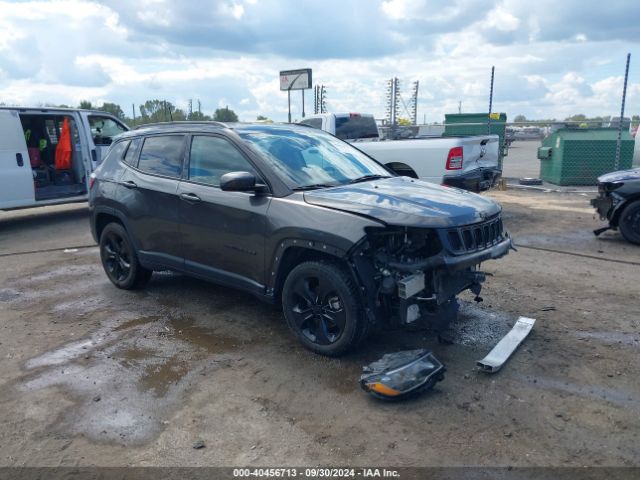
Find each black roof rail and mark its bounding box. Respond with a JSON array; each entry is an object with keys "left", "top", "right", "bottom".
[{"left": 133, "top": 121, "right": 227, "bottom": 130}]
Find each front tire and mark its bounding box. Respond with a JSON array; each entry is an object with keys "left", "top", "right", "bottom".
[
  {"left": 99, "top": 222, "right": 152, "bottom": 289},
  {"left": 282, "top": 260, "right": 364, "bottom": 356},
  {"left": 619, "top": 200, "right": 640, "bottom": 245}
]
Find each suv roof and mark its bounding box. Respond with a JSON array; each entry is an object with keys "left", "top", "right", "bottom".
[{"left": 120, "top": 121, "right": 310, "bottom": 139}]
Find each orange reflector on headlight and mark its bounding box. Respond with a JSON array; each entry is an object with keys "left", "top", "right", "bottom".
[{"left": 364, "top": 382, "right": 402, "bottom": 397}]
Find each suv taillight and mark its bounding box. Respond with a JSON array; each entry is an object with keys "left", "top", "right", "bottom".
[
  {"left": 89, "top": 173, "right": 96, "bottom": 189},
  {"left": 446, "top": 147, "right": 463, "bottom": 170}
]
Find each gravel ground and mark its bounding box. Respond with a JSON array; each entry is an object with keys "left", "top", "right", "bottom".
[{"left": 0, "top": 190, "right": 638, "bottom": 467}]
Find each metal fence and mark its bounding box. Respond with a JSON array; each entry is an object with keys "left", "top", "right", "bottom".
[{"left": 501, "top": 121, "right": 639, "bottom": 187}]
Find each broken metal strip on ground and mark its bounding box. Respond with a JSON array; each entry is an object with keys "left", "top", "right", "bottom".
[{"left": 477, "top": 316, "right": 536, "bottom": 373}]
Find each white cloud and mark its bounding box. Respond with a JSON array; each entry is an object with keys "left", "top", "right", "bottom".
[
  {"left": 484, "top": 4, "right": 520, "bottom": 32},
  {"left": 0, "top": 0, "right": 638, "bottom": 122}
]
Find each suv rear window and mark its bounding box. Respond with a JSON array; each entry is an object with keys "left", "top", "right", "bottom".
[
  {"left": 335, "top": 115, "right": 378, "bottom": 140},
  {"left": 122, "top": 138, "right": 141, "bottom": 166},
  {"left": 102, "top": 140, "right": 129, "bottom": 165},
  {"left": 138, "top": 135, "right": 185, "bottom": 177}
]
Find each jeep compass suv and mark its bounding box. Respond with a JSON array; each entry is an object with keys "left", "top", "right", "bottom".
[{"left": 90, "top": 122, "right": 512, "bottom": 356}]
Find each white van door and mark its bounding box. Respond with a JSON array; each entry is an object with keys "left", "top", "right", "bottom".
[
  {"left": 0, "top": 110, "right": 35, "bottom": 209},
  {"left": 85, "top": 113, "right": 128, "bottom": 165}
]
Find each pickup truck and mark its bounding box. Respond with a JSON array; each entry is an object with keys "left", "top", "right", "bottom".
[{"left": 299, "top": 113, "right": 501, "bottom": 192}]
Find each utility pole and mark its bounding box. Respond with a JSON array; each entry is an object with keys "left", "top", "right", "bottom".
[
  {"left": 488, "top": 66, "right": 495, "bottom": 134},
  {"left": 385, "top": 77, "right": 400, "bottom": 136},
  {"left": 320, "top": 85, "right": 327, "bottom": 113},
  {"left": 197, "top": 99, "right": 202, "bottom": 115},
  {"left": 132, "top": 103, "right": 136, "bottom": 124},
  {"left": 615, "top": 53, "right": 631, "bottom": 171},
  {"left": 314, "top": 85, "right": 318, "bottom": 114},
  {"left": 314, "top": 85, "right": 327, "bottom": 114},
  {"left": 409, "top": 80, "right": 419, "bottom": 125},
  {"left": 458, "top": 101, "right": 462, "bottom": 114}
]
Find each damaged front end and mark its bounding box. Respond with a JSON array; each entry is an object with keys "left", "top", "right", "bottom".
[{"left": 349, "top": 214, "right": 513, "bottom": 333}]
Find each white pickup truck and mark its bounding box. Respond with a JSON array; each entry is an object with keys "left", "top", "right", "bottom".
[{"left": 299, "top": 113, "right": 501, "bottom": 192}]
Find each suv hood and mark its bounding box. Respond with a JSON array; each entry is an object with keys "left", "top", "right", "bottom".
[
  {"left": 597, "top": 167, "right": 640, "bottom": 184},
  {"left": 303, "top": 177, "right": 501, "bottom": 228}
]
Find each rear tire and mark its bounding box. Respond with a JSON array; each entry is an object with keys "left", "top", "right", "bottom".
[
  {"left": 619, "top": 200, "right": 640, "bottom": 245},
  {"left": 99, "top": 223, "right": 152, "bottom": 289},
  {"left": 282, "top": 260, "right": 365, "bottom": 356}
]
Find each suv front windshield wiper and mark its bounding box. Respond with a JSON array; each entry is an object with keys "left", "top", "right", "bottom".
[
  {"left": 347, "top": 174, "right": 391, "bottom": 184},
  {"left": 292, "top": 183, "right": 340, "bottom": 191}
]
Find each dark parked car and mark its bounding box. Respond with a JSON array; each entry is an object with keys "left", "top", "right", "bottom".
[
  {"left": 592, "top": 167, "right": 640, "bottom": 244},
  {"left": 89, "top": 122, "right": 513, "bottom": 355}
]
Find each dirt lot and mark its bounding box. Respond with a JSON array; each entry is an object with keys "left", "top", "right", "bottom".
[{"left": 0, "top": 190, "right": 639, "bottom": 467}]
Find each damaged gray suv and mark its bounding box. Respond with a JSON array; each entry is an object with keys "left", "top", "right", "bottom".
[{"left": 89, "top": 122, "right": 512, "bottom": 356}]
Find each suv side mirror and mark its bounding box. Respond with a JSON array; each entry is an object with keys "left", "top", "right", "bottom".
[{"left": 220, "top": 171, "right": 265, "bottom": 193}]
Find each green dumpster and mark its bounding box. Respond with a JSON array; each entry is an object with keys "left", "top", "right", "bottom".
[
  {"left": 538, "top": 128, "right": 634, "bottom": 186},
  {"left": 444, "top": 112, "right": 507, "bottom": 169}
]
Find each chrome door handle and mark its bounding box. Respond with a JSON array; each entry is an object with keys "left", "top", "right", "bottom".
[
  {"left": 180, "top": 192, "right": 201, "bottom": 203},
  {"left": 122, "top": 180, "right": 137, "bottom": 189}
]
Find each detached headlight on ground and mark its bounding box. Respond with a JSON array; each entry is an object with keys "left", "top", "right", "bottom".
[{"left": 360, "top": 349, "right": 445, "bottom": 400}]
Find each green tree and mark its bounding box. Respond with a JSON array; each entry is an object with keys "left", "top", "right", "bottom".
[
  {"left": 139, "top": 100, "right": 178, "bottom": 123},
  {"left": 566, "top": 114, "right": 587, "bottom": 122},
  {"left": 213, "top": 106, "right": 238, "bottom": 122},
  {"left": 98, "top": 102, "right": 125, "bottom": 120},
  {"left": 172, "top": 108, "right": 187, "bottom": 121},
  {"left": 188, "top": 111, "right": 211, "bottom": 121},
  {"left": 514, "top": 114, "right": 527, "bottom": 123},
  {"left": 79, "top": 100, "right": 93, "bottom": 109}
]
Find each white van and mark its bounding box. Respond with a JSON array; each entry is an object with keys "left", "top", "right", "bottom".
[{"left": 0, "top": 107, "right": 128, "bottom": 210}]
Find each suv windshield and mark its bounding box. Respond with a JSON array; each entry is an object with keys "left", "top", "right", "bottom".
[{"left": 237, "top": 126, "right": 390, "bottom": 189}]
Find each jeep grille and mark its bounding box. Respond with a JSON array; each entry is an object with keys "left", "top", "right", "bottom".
[{"left": 444, "top": 214, "right": 504, "bottom": 254}]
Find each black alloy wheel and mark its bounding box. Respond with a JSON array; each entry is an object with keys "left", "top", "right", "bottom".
[
  {"left": 291, "top": 276, "right": 346, "bottom": 345},
  {"left": 99, "top": 223, "right": 151, "bottom": 289},
  {"left": 619, "top": 200, "right": 640, "bottom": 245},
  {"left": 282, "top": 260, "right": 364, "bottom": 356}
]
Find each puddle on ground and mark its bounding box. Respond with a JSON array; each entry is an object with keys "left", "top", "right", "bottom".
[
  {"left": 115, "top": 347, "right": 156, "bottom": 366},
  {"left": 20, "top": 310, "right": 249, "bottom": 444},
  {"left": 113, "top": 315, "right": 161, "bottom": 332},
  {"left": 0, "top": 288, "right": 21, "bottom": 302},
  {"left": 169, "top": 315, "right": 247, "bottom": 354},
  {"left": 140, "top": 356, "right": 192, "bottom": 397}
]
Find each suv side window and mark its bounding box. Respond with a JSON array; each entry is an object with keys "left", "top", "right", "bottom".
[
  {"left": 103, "top": 140, "right": 129, "bottom": 165},
  {"left": 189, "top": 135, "right": 256, "bottom": 187},
  {"left": 138, "top": 135, "right": 185, "bottom": 178},
  {"left": 123, "top": 137, "right": 141, "bottom": 166}
]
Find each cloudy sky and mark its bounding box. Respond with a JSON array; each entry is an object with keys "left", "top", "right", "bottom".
[{"left": 0, "top": 0, "right": 639, "bottom": 122}]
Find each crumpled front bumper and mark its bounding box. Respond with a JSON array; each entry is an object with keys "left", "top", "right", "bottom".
[{"left": 591, "top": 194, "right": 613, "bottom": 221}]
